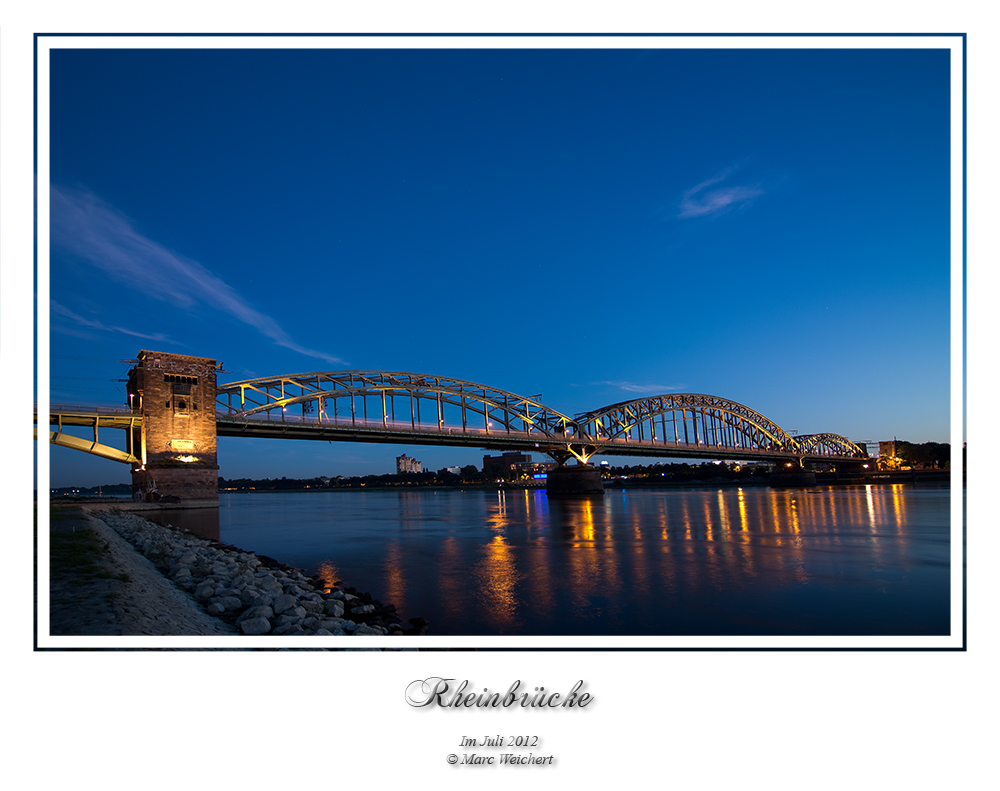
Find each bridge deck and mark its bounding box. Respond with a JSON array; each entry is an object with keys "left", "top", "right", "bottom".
[
  {"left": 42, "top": 406, "right": 142, "bottom": 431},
  {"left": 214, "top": 414, "right": 863, "bottom": 463},
  {"left": 39, "top": 406, "right": 866, "bottom": 464}
]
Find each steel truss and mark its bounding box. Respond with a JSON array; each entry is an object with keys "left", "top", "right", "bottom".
[
  {"left": 216, "top": 371, "right": 575, "bottom": 440},
  {"left": 794, "top": 433, "right": 867, "bottom": 458},
  {"left": 38, "top": 375, "right": 866, "bottom": 467},
  {"left": 215, "top": 375, "right": 866, "bottom": 463},
  {"left": 571, "top": 393, "right": 865, "bottom": 459}
]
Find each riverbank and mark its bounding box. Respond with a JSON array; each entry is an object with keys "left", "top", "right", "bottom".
[
  {"left": 47, "top": 506, "right": 236, "bottom": 639},
  {"left": 45, "top": 502, "right": 430, "bottom": 647}
]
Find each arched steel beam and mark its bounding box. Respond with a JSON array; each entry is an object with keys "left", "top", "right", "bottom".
[
  {"left": 217, "top": 371, "right": 576, "bottom": 440},
  {"left": 572, "top": 393, "right": 800, "bottom": 452},
  {"left": 795, "top": 433, "right": 867, "bottom": 458}
]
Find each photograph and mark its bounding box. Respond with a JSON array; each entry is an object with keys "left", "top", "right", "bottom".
[
  {"left": 6, "top": 7, "right": 991, "bottom": 789},
  {"left": 39, "top": 37, "right": 958, "bottom": 649}
]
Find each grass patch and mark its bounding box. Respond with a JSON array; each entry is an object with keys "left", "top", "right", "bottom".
[
  {"left": 50, "top": 508, "right": 80, "bottom": 523},
  {"left": 50, "top": 527, "right": 110, "bottom": 585}
]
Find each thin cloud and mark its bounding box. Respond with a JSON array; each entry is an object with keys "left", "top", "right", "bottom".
[
  {"left": 595, "top": 381, "right": 686, "bottom": 395},
  {"left": 52, "top": 300, "right": 173, "bottom": 343},
  {"left": 51, "top": 186, "right": 346, "bottom": 366},
  {"left": 678, "top": 167, "right": 763, "bottom": 219}
]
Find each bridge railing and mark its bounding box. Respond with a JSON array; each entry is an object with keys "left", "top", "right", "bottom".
[
  {"left": 214, "top": 411, "right": 862, "bottom": 459},
  {"left": 47, "top": 404, "right": 138, "bottom": 416},
  {"left": 216, "top": 410, "right": 533, "bottom": 435}
]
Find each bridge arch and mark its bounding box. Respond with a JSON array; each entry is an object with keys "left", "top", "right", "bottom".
[
  {"left": 794, "top": 433, "right": 867, "bottom": 459},
  {"left": 216, "top": 370, "right": 577, "bottom": 440},
  {"left": 571, "top": 393, "right": 801, "bottom": 455}
]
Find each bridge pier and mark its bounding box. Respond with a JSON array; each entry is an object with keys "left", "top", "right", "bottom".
[
  {"left": 126, "top": 351, "right": 220, "bottom": 505},
  {"left": 545, "top": 463, "right": 605, "bottom": 495}
]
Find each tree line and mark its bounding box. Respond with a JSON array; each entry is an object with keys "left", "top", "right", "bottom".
[
  {"left": 888, "top": 441, "right": 950, "bottom": 469},
  {"left": 218, "top": 465, "right": 495, "bottom": 491}
]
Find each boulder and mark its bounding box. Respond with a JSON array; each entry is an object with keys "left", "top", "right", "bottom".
[
  {"left": 194, "top": 583, "right": 216, "bottom": 601},
  {"left": 240, "top": 617, "right": 271, "bottom": 635},
  {"left": 272, "top": 593, "right": 297, "bottom": 614},
  {"left": 237, "top": 605, "right": 274, "bottom": 624}
]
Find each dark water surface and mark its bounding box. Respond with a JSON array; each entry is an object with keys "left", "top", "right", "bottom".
[{"left": 162, "top": 484, "right": 952, "bottom": 636}]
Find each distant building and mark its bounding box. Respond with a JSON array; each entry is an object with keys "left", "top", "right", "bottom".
[
  {"left": 396, "top": 454, "right": 422, "bottom": 473},
  {"left": 877, "top": 440, "right": 906, "bottom": 470},
  {"left": 483, "top": 452, "right": 555, "bottom": 480},
  {"left": 483, "top": 452, "right": 532, "bottom": 474}
]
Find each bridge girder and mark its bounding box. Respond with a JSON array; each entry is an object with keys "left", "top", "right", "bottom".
[
  {"left": 38, "top": 373, "right": 868, "bottom": 468},
  {"left": 214, "top": 376, "right": 866, "bottom": 463},
  {"left": 570, "top": 394, "right": 867, "bottom": 461},
  {"left": 794, "top": 433, "right": 867, "bottom": 459},
  {"left": 37, "top": 407, "right": 142, "bottom": 465},
  {"left": 572, "top": 393, "right": 800, "bottom": 453},
  {"left": 217, "top": 371, "right": 577, "bottom": 441}
]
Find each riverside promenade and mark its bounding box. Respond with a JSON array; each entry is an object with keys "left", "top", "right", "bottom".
[
  {"left": 48, "top": 505, "right": 236, "bottom": 638},
  {"left": 44, "top": 501, "right": 430, "bottom": 649}
]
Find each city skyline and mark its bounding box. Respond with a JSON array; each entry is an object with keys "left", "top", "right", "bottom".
[{"left": 44, "top": 42, "right": 954, "bottom": 487}]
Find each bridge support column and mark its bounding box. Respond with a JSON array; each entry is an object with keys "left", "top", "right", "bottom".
[
  {"left": 126, "top": 350, "right": 219, "bottom": 505},
  {"left": 546, "top": 463, "right": 605, "bottom": 495}
]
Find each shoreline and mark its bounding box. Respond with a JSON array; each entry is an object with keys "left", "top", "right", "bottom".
[
  {"left": 46, "top": 502, "right": 429, "bottom": 646},
  {"left": 48, "top": 468, "right": 953, "bottom": 506}
]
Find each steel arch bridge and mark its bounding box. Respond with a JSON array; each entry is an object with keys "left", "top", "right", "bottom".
[{"left": 213, "top": 370, "right": 867, "bottom": 466}]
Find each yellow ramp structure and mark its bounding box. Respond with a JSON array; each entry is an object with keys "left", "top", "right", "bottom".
[{"left": 36, "top": 407, "right": 142, "bottom": 465}]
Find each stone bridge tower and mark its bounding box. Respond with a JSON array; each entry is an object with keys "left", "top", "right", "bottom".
[{"left": 126, "top": 350, "right": 219, "bottom": 504}]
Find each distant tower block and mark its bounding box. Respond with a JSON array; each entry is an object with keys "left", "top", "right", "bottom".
[
  {"left": 396, "top": 453, "right": 422, "bottom": 473},
  {"left": 126, "top": 350, "right": 219, "bottom": 504}
]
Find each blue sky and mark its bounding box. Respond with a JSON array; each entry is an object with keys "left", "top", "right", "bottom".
[{"left": 46, "top": 44, "right": 953, "bottom": 487}]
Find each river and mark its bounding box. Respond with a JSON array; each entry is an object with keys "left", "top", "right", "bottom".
[{"left": 151, "top": 483, "right": 952, "bottom": 637}]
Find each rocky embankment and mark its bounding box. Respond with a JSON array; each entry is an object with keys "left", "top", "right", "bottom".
[{"left": 95, "top": 510, "right": 428, "bottom": 638}]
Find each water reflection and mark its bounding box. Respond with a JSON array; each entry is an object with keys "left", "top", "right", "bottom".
[
  {"left": 474, "top": 534, "right": 521, "bottom": 632},
  {"left": 213, "top": 484, "right": 950, "bottom": 637},
  {"left": 383, "top": 542, "right": 406, "bottom": 610},
  {"left": 317, "top": 559, "right": 343, "bottom": 592}
]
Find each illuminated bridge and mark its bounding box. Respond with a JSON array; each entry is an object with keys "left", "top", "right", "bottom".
[
  {"left": 214, "top": 370, "right": 866, "bottom": 466},
  {"left": 39, "top": 352, "right": 869, "bottom": 500}
]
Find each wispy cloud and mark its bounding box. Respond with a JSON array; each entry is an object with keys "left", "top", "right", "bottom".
[
  {"left": 51, "top": 186, "right": 346, "bottom": 365},
  {"left": 52, "top": 300, "right": 173, "bottom": 343},
  {"left": 678, "top": 166, "right": 763, "bottom": 219},
  {"left": 595, "top": 381, "right": 686, "bottom": 395}
]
